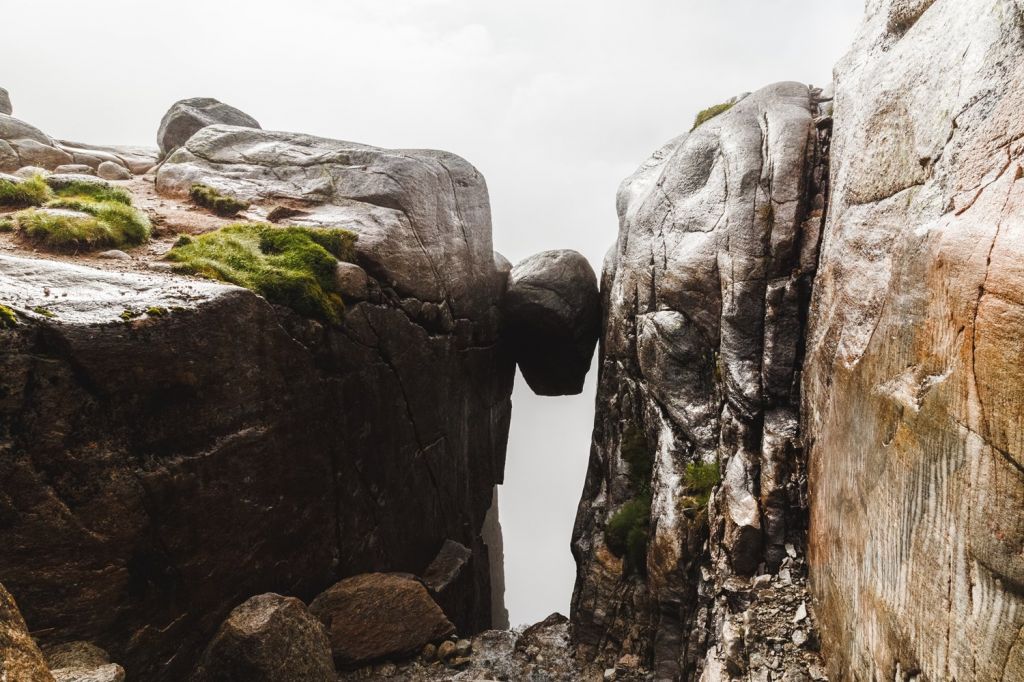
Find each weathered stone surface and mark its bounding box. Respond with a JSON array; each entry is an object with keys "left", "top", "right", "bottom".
[
  {"left": 803, "top": 1, "right": 1024, "bottom": 679},
  {"left": 502, "top": 249, "right": 600, "bottom": 395},
  {"left": 96, "top": 161, "right": 130, "bottom": 181},
  {"left": 0, "top": 122, "right": 512, "bottom": 681},
  {"left": 44, "top": 641, "right": 125, "bottom": 682},
  {"left": 0, "top": 87, "right": 11, "bottom": 115},
  {"left": 53, "top": 164, "right": 95, "bottom": 175},
  {"left": 309, "top": 573, "right": 455, "bottom": 666},
  {"left": 571, "top": 82, "right": 830, "bottom": 680},
  {"left": 156, "top": 97, "right": 260, "bottom": 155},
  {"left": 192, "top": 593, "right": 335, "bottom": 682},
  {"left": 0, "top": 583, "right": 54, "bottom": 682}
]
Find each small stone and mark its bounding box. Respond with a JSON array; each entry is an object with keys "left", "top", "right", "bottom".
[
  {"left": 454, "top": 639, "right": 472, "bottom": 657},
  {"left": 793, "top": 602, "right": 807, "bottom": 623},
  {"left": 98, "top": 250, "right": 131, "bottom": 261},
  {"left": 421, "top": 643, "right": 437, "bottom": 662},
  {"left": 437, "top": 640, "right": 456, "bottom": 661},
  {"left": 14, "top": 166, "right": 50, "bottom": 178},
  {"left": 334, "top": 261, "right": 369, "bottom": 300},
  {"left": 54, "top": 164, "right": 95, "bottom": 175},
  {"left": 603, "top": 668, "right": 617, "bottom": 681},
  {"left": 375, "top": 662, "right": 397, "bottom": 675},
  {"left": 97, "top": 161, "right": 131, "bottom": 181},
  {"left": 752, "top": 574, "right": 773, "bottom": 589},
  {"left": 616, "top": 653, "right": 640, "bottom": 669},
  {"left": 449, "top": 656, "right": 471, "bottom": 667},
  {"left": 792, "top": 629, "right": 808, "bottom": 647},
  {"left": 785, "top": 543, "right": 797, "bottom": 558},
  {"left": 778, "top": 567, "right": 792, "bottom": 584}
]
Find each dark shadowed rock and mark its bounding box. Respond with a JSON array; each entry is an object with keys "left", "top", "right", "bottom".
[
  {"left": 422, "top": 540, "right": 473, "bottom": 594},
  {"left": 0, "top": 87, "right": 11, "bottom": 115},
  {"left": 192, "top": 593, "right": 335, "bottom": 682},
  {"left": 0, "top": 583, "right": 54, "bottom": 682},
  {"left": 157, "top": 97, "right": 260, "bottom": 155},
  {"left": 309, "top": 573, "right": 455, "bottom": 667},
  {"left": 502, "top": 249, "right": 599, "bottom": 395}
]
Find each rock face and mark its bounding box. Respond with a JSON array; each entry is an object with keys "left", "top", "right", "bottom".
[
  {"left": 502, "top": 249, "right": 600, "bottom": 395},
  {"left": 156, "top": 97, "right": 260, "bottom": 155},
  {"left": 803, "top": 1, "right": 1024, "bottom": 679},
  {"left": 192, "top": 593, "right": 335, "bottom": 682},
  {"left": 0, "top": 125, "right": 513, "bottom": 679},
  {"left": 0, "top": 583, "right": 54, "bottom": 682},
  {"left": 571, "top": 82, "right": 831, "bottom": 679},
  {"left": 309, "top": 573, "right": 454, "bottom": 667}
]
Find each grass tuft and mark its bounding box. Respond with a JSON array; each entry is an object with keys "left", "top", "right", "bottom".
[
  {"left": 51, "top": 179, "right": 133, "bottom": 205},
  {"left": 0, "top": 304, "right": 18, "bottom": 328},
  {"left": 189, "top": 184, "right": 250, "bottom": 217},
  {"left": 165, "top": 223, "right": 357, "bottom": 324},
  {"left": 0, "top": 175, "right": 54, "bottom": 207},
  {"left": 692, "top": 101, "right": 735, "bottom": 131}
]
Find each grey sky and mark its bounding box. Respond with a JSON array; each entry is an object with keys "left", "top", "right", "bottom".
[{"left": 3, "top": 0, "right": 864, "bottom": 626}]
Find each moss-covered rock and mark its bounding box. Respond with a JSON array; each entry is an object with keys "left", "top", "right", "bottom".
[
  {"left": 166, "top": 223, "right": 357, "bottom": 324},
  {"left": 189, "top": 184, "right": 250, "bottom": 217},
  {"left": 0, "top": 304, "right": 18, "bottom": 328},
  {"left": 691, "top": 101, "right": 735, "bottom": 131},
  {"left": 0, "top": 174, "right": 53, "bottom": 207}
]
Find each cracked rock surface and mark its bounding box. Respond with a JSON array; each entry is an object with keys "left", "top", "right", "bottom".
[
  {"left": 803, "top": 0, "right": 1024, "bottom": 679},
  {"left": 0, "top": 125, "right": 514, "bottom": 680},
  {"left": 571, "top": 81, "right": 831, "bottom": 681}
]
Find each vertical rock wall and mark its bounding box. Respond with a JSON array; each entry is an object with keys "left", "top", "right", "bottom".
[
  {"left": 803, "top": 0, "right": 1024, "bottom": 678},
  {"left": 572, "top": 82, "right": 832, "bottom": 679}
]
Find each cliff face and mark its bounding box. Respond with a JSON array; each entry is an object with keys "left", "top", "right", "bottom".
[
  {"left": 571, "top": 82, "right": 832, "bottom": 680},
  {"left": 803, "top": 0, "right": 1024, "bottom": 678},
  {"left": 0, "top": 128, "right": 515, "bottom": 679}
]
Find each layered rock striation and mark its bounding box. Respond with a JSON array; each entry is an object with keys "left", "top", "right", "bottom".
[
  {"left": 803, "top": 0, "right": 1024, "bottom": 679},
  {"left": 571, "top": 81, "right": 832, "bottom": 680}
]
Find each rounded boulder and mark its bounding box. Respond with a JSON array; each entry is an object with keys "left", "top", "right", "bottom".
[{"left": 157, "top": 97, "right": 260, "bottom": 156}]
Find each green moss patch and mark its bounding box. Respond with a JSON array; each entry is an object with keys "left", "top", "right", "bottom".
[
  {"left": 692, "top": 101, "right": 735, "bottom": 131},
  {"left": 605, "top": 424, "right": 655, "bottom": 576},
  {"left": 0, "top": 175, "right": 53, "bottom": 207},
  {"left": 4, "top": 179, "right": 149, "bottom": 252},
  {"left": 166, "top": 223, "right": 357, "bottom": 324},
  {"left": 0, "top": 304, "right": 18, "bottom": 328},
  {"left": 189, "top": 184, "right": 250, "bottom": 217}
]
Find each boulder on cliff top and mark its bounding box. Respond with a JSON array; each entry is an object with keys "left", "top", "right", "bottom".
[
  {"left": 309, "top": 573, "right": 455, "bottom": 667},
  {"left": 502, "top": 249, "right": 600, "bottom": 396},
  {"left": 0, "top": 583, "right": 54, "bottom": 682},
  {"left": 192, "top": 593, "right": 335, "bottom": 682},
  {"left": 157, "top": 97, "right": 260, "bottom": 155},
  {"left": 0, "top": 87, "right": 12, "bottom": 115}
]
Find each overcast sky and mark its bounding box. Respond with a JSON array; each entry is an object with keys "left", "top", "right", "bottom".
[{"left": 2, "top": 0, "right": 865, "bottom": 626}]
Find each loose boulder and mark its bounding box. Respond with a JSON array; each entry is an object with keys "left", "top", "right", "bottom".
[
  {"left": 96, "top": 161, "right": 130, "bottom": 181},
  {"left": 192, "top": 593, "right": 335, "bottom": 682},
  {"left": 43, "top": 641, "right": 125, "bottom": 682},
  {"left": 502, "top": 249, "right": 600, "bottom": 395},
  {"left": 0, "top": 583, "right": 54, "bottom": 682},
  {"left": 309, "top": 573, "right": 455, "bottom": 667},
  {"left": 1, "top": 87, "right": 12, "bottom": 115},
  {"left": 157, "top": 97, "right": 260, "bottom": 155}
]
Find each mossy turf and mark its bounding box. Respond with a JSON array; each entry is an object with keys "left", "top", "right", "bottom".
[
  {"left": 0, "top": 304, "right": 18, "bottom": 328},
  {"left": 189, "top": 184, "right": 250, "bottom": 217},
  {"left": 166, "top": 223, "right": 357, "bottom": 324},
  {"left": 691, "top": 101, "right": 735, "bottom": 131},
  {"left": 606, "top": 424, "right": 655, "bottom": 576},
  {"left": 2, "top": 175, "right": 150, "bottom": 252},
  {"left": 0, "top": 175, "right": 53, "bottom": 206}
]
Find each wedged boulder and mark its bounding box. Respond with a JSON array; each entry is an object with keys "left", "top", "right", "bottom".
[
  {"left": 803, "top": 0, "right": 1024, "bottom": 679},
  {"left": 157, "top": 97, "right": 260, "bottom": 155},
  {"left": 502, "top": 249, "right": 600, "bottom": 395},
  {"left": 0, "top": 87, "right": 11, "bottom": 115},
  {"left": 0, "top": 583, "right": 54, "bottom": 682},
  {"left": 571, "top": 82, "right": 829, "bottom": 679},
  {"left": 192, "top": 593, "right": 335, "bottom": 682},
  {"left": 43, "top": 641, "right": 125, "bottom": 682},
  {"left": 309, "top": 573, "right": 455, "bottom": 667}
]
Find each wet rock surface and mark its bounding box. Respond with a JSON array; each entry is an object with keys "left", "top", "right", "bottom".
[
  {"left": 502, "top": 249, "right": 600, "bottom": 396},
  {"left": 192, "top": 593, "right": 335, "bottom": 682},
  {"left": 571, "top": 81, "right": 831, "bottom": 680},
  {"left": 803, "top": 0, "right": 1024, "bottom": 679}
]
